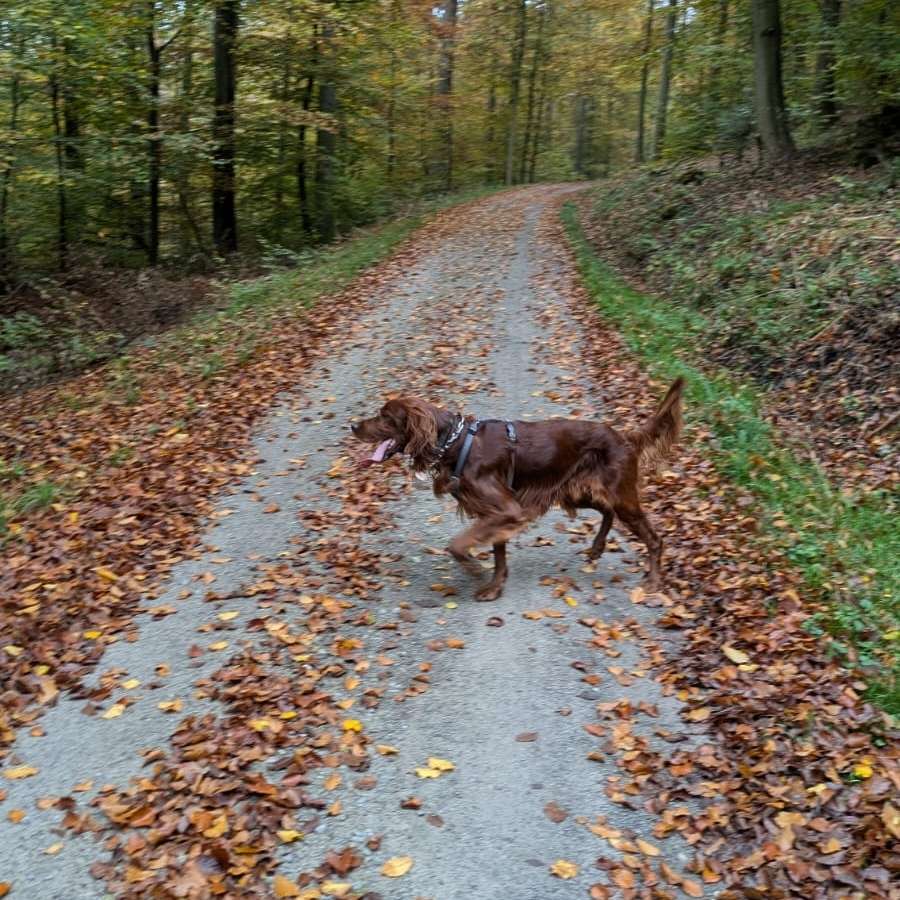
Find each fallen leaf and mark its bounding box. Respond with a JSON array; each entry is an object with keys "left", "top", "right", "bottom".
[
  {"left": 882, "top": 802, "right": 900, "bottom": 839},
  {"left": 342, "top": 719, "right": 362, "bottom": 732},
  {"left": 102, "top": 703, "right": 125, "bottom": 719},
  {"left": 217, "top": 611, "right": 239, "bottom": 621},
  {"left": 550, "top": 859, "right": 579, "bottom": 879},
  {"left": 376, "top": 744, "right": 399, "bottom": 755},
  {"left": 44, "top": 843, "right": 64, "bottom": 855},
  {"left": 515, "top": 731, "right": 538, "bottom": 742},
  {"left": 3, "top": 766, "right": 38, "bottom": 780},
  {"left": 721, "top": 644, "right": 750, "bottom": 664},
  {"left": 381, "top": 856, "right": 413, "bottom": 877},
  {"left": 157, "top": 699, "right": 182, "bottom": 713},
  {"left": 273, "top": 874, "right": 301, "bottom": 898},
  {"left": 277, "top": 830, "right": 305, "bottom": 843},
  {"left": 426, "top": 757, "right": 454, "bottom": 771},
  {"left": 544, "top": 801, "right": 568, "bottom": 823},
  {"left": 7, "top": 809, "right": 25, "bottom": 823}
]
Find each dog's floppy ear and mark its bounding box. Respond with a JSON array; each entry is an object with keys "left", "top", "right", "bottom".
[{"left": 395, "top": 397, "right": 438, "bottom": 460}]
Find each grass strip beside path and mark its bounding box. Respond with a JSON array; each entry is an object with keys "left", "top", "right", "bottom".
[{"left": 562, "top": 202, "right": 899, "bottom": 712}]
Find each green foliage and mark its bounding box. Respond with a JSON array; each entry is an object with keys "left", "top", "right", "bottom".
[{"left": 562, "top": 202, "right": 899, "bottom": 712}]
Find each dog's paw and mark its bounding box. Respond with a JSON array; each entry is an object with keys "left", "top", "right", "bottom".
[
  {"left": 447, "top": 546, "right": 482, "bottom": 577},
  {"left": 475, "top": 583, "right": 504, "bottom": 601},
  {"left": 586, "top": 546, "right": 604, "bottom": 561}
]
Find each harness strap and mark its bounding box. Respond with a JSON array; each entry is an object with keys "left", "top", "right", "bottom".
[{"left": 449, "top": 419, "right": 518, "bottom": 494}]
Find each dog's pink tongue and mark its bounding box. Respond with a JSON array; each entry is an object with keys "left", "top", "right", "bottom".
[{"left": 360, "top": 439, "right": 394, "bottom": 467}]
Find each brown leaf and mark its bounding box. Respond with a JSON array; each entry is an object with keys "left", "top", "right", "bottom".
[
  {"left": 515, "top": 732, "right": 538, "bottom": 742},
  {"left": 544, "top": 801, "right": 568, "bottom": 823}
]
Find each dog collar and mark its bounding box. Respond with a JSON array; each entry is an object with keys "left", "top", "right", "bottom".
[{"left": 435, "top": 414, "right": 466, "bottom": 458}]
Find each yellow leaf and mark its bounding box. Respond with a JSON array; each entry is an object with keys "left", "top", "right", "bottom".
[
  {"left": 324, "top": 773, "right": 341, "bottom": 790},
  {"left": 157, "top": 699, "right": 183, "bottom": 713},
  {"left": 564, "top": 596, "right": 578, "bottom": 607},
  {"left": 94, "top": 567, "right": 119, "bottom": 582},
  {"left": 550, "top": 859, "right": 579, "bottom": 879},
  {"left": 882, "top": 802, "right": 900, "bottom": 839},
  {"left": 34, "top": 664, "right": 49, "bottom": 675},
  {"left": 344, "top": 676, "right": 360, "bottom": 690},
  {"left": 277, "top": 830, "right": 305, "bottom": 843},
  {"left": 342, "top": 719, "right": 362, "bottom": 732},
  {"left": 415, "top": 767, "right": 440, "bottom": 779},
  {"left": 686, "top": 707, "right": 711, "bottom": 722},
  {"left": 102, "top": 704, "right": 125, "bottom": 720},
  {"left": 3, "top": 645, "right": 23, "bottom": 657},
  {"left": 279, "top": 711, "right": 298, "bottom": 720},
  {"left": 122, "top": 678, "right": 141, "bottom": 690},
  {"left": 83, "top": 630, "right": 102, "bottom": 640},
  {"left": 376, "top": 744, "right": 399, "bottom": 756},
  {"left": 381, "top": 856, "right": 413, "bottom": 877},
  {"left": 426, "top": 757, "right": 454, "bottom": 771},
  {"left": 722, "top": 645, "right": 750, "bottom": 664},
  {"left": 273, "top": 874, "right": 302, "bottom": 898},
  {"left": 321, "top": 883, "right": 351, "bottom": 897},
  {"left": 250, "top": 719, "right": 272, "bottom": 732},
  {"left": 4, "top": 765, "right": 39, "bottom": 780},
  {"left": 203, "top": 813, "right": 228, "bottom": 838},
  {"left": 217, "top": 611, "right": 239, "bottom": 621},
  {"left": 44, "top": 842, "right": 64, "bottom": 855},
  {"left": 853, "top": 762, "right": 873, "bottom": 779},
  {"left": 636, "top": 838, "right": 660, "bottom": 857},
  {"left": 445, "top": 601, "right": 458, "bottom": 609},
  {"left": 7, "top": 809, "right": 25, "bottom": 823},
  {"left": 208, "top": 640, "right": 229, "bottom": 651}
]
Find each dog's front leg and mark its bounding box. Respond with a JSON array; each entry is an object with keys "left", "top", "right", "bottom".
[{"left": 475, "top": 542, "right": 508, "bottom": 601}]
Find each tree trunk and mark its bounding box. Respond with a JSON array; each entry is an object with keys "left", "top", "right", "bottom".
[
  {"left": 212, "top": 0, "right": 239, "bottom": 256},
  {"left": 434, "top": 0, "right": 458, "bottom": 192},
  {"left": 504, "top": 0, "right": 527, "bottom": 186},
  {"left": 275, "top": 51, "right": 291, "bottom": 238},
  {"left": 175, "top": 18, "right": 206, "bottom": 257},
  {"left": 528, "top": 67, "right": 549, "bottom": 183},
  {"left": 573, "top": 95, "right": 591, "bottom": 178},
  {"left": 652, "top": 0, "right": 677, "bottom": 161},
  {"left": 298, "top": 72, "right": 315, "bottom": 235},
  {"left": 315, "top": 22, "right": 337, "bottom": 243},
  {"left": 0, "top": 33, "right": 23, "bottom": 287},
  {"left": 635, "top": 0, "right": 654, "bottom": 163},
  {"left": 520, "top": 4, "right": 545, "bottom": 183},
  {"left": 751, "top": 0, "right": 794, "bottom": 157},
  {"left": 814, "top": 0, "right": 841, "bottom": 126},
  {"left": 486, "top": 61, "right": 498, "bottom": 183},
  {"left": 49, "top": 35, "right": 68, "bottom": 272},
  {"left": 709, "top": 0, "right": 729, "bottom": 110},
  {"left": 147, "top": 7, "right": 162, "bottom": 266}
]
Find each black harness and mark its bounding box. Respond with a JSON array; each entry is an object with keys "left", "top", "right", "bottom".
[{"left": 448, "top": 418, "right": 518, "bottom": 495}]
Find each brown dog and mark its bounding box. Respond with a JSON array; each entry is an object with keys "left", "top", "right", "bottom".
[{"left": 351, "top": 378, "right": 683, "bottom": 600}]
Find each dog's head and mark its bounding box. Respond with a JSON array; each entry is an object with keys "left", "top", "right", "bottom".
[{"left": 350, "top": 397, "right": 442, "bottom": 468}]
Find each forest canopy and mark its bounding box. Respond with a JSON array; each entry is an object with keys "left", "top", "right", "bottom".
[{"left": 0, "top": 0, "right": 897, "bottom": 280}]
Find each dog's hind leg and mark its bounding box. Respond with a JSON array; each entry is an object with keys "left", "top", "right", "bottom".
[
  {"left": 615, "top": 503, "right": 663, "bottom": 591},
  {"left": 587, "top": 507, "right": 614, "bottom": 560}
]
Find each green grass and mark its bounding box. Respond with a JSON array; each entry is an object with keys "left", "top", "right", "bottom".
[{"left": 562, "top": 202, "right": 899, "bottom": 712}]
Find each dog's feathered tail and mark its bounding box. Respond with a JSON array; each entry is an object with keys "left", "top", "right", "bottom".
[{"left": 627, "top": 377, "right": 684, "bottom": 474}]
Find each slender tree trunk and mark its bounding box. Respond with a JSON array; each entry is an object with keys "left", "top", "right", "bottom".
[
  {"left": 528, "top": 67, "right": 549, "bottom": 183},
  {"left": 175, "top": 20, "right": 206, "bottom": 256},
  {"left": 386, "top": 4, "right": 398, "bottom": 187},
  {"left": 652, "top": 0, "right": 677, "bottom": 160},
  {"left": 434, "top": 0, "right": 458, "bottom": 192},
  {"left": 751, "top": 0, "right": 794, "bottom": 157},
  {"left": 635, "top": 0, "right": 654, "bottom": 163},
  {"left": 49, "top": 36, "right": 68, "bottom": 272},
  {"left": 709, "top": 0, "right": 729, "bottom": 110},
  {"left": 315, "top": 21, "right": 337, "bottom": 243},
  {"left": 212, "top": 0, "right": 239, "bottom": 255},
  {"left": 147, "top": 7, "right": 162, "bottom": 266},
  {"left": 275, "top": 51, "right": 291, "bottom": 238},
  {"left": 520, "top": 5, "right": 545, "bottom": 183},
  {"left": 814, "top": 0, "right": 841, "bottom": 126},
  {"left": 0, "top": 34, "right": 23, "bottom": 287},
  {"left": 486, "top": 58, "right": 498, "bottom": 183},
  {"left": 505, "top": 0, "right": 527, "bottom": 185},
  {"left": 298, "top": 72, "right": 315, "bottom": 235}
]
